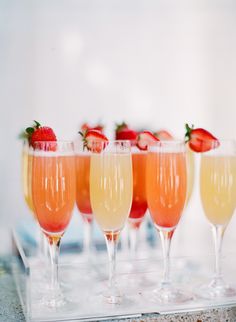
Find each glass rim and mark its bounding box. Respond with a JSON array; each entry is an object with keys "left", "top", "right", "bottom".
[
  {"left": 150, "top": 139, "right": 186, "bottom": 145},
  {"left": 195, "top": 138, "right": 235, "bottom": 143},
  {"left": 32, "top": 140, "right": 74, "bottom": 144}
]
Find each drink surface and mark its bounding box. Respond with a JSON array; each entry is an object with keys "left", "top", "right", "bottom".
[
  {"left": 129, "top": 152, "right": 147, "bottom": 220},
  {"left": 200, "top": 155, "right": 236, "bottom": 226},
  {"left": 146, "top": 152, "right": 187, "bottom": 229},
  {"left": 75, "top": 154, "right": 92, "bottom": 215},
  {"left": 90, "top": 153, "right": 132, "bottom": 232},
  {"left": 32, "top": 153, "right": 76, "bottom": 234}
]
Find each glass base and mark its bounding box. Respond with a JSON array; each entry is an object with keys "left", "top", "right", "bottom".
[
  {"left": 197, "top": 277, "right": 236, "bottom": 299},
  {"left": 40, "top": 286, "right": 66, "bottom": 308},
  {"left": 152, "top": 284, "right": 193, "bottom": 304},
  {"left": 102, "top": 285, "right": 122, "bottom": 304}
]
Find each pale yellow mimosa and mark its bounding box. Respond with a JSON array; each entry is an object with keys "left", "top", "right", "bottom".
[
  {"left": 90, "top": 153, "right": 132, "bottom": 233},
  {"left": 22, "top": 146, "right": 35, "bottom": 214},
  {"left": 186, "top": 147, "right": 194, "bottom": 204},
  {"left": 200, "top": 155, "right": 236, "bottom": 226}
]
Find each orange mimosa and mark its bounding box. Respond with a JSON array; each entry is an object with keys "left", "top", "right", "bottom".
[
  {"left": 32, "top": 152, "right": 76, "bottom": 235},
  {"left": 146, "top": 141, "right": 189, "bottom": 304},
  {"left": 147, "top": 152, "right": 187, "bottom": 228}
]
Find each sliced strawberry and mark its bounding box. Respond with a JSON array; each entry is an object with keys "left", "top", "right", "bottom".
[
  {"left": 115, "top": 122, "right": 137, "bottom": 141},
  {"left": 81, "top": 122, "right": 104, "bottom": 133},
  {"left": 137, "top": 131, "right": 160, "bottom": 151},
  {"left": 80, "top": 129, "right": 108, "bottom": 153},
  {"left": 185, "top": 123, "right": 219, "bottom": 153},
  {"left": 154, "top": 130, "right": 174, "bottom": 140},
  {"left": 93, "top": 125, "right": 104, "bottom": 132},
  {"left": 23, "top": 120, "right": 57, "bottom": 150},
  {"left": 81, "top": 123, "right": 90, "bottom": 133}
]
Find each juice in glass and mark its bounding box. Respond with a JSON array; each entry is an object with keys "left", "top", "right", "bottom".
[
  {"left": 186, "top": 147, "right": 194, "bottom": 205},
  {"left": 90, "top": 153, "right": 132, "bottom": 233},
  {"left": 146, "top": 152, "right": 187, "bottom": 228},
  {"left": 129, "top": 152, "right": 147, "bottom": 225},
  {"left": 75, "top": 153, "right": 92, "bottom": 221},
  {"left": 200, "top": 155, "right": 236, "bottom": 226},
  {"left": 22, "top": 150, "right": 35, "bottom": 214},
  {"left": 32, "top": 152, "right": 76, "bottom": 235}
]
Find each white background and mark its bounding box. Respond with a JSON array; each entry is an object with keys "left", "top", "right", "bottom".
[{"left": 0, "top": 0, "right": 236, "bottom": 256}]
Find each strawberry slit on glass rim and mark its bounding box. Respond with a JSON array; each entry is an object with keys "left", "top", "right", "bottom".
[
  {"left": 81, "top": 129, "right": 109, "bottom": 153},
  {"left": 137, "top": 131, "right": 160, "bottom": 151},
  {"left": 81, "top": 122, "right": 104, "bottom": 133},
  {"left": 185, "top": 123, "right": 220, "bottom": 153},
  {"left": 154, "top": 130, "right": 174, "bottom": 140}
]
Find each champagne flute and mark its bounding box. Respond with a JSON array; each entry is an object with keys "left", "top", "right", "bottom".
[
  {"left": 146, "top": 140, "right": 189, "bottom": 303},
  {"left": 74, "top": 139, "right": 94, "bottom": 259},
  {"left": 90, "top": 140, "right": 133, "bottom": 304},
  {"left": 22, "top": 140, "right": 48, "bottom": 257},
  {"left": 32, "top": 141, "right": 76, "bottom": 307},
  {"left": 199, "top": 139, "right": 236, "bottom": 298}
]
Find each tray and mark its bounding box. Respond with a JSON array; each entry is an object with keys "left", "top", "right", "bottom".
[{"left": 12, "top": 227, "right": 236, "bottom": 322}]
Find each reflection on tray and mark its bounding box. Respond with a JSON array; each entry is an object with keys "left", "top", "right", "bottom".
[{"left": 12, "top": 227, "right": 236, "bottom": 322}]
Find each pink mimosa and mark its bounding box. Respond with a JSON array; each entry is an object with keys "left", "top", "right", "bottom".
[
  {"left": 32, "top": 152, "right": 76, "bottom": 235},
  {"left": 146, "top": 152, "right": 187, "bottom": 228}
]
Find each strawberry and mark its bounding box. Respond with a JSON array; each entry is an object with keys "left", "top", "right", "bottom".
[
  {"left": 154, "top": 130, "right": 174, "bottom": 140},
  {"left": 24, "top": 120, "right": 57, "bottom": 150},
  {"left": 79, "top": 129, "right": 108, "bottom": 153},
  {"left": 81, "top": 122, "right": 104, "bottom": 133},
  {"left": 137, "top": 131, "right": 160, "bottom": 151},
  {"left": 185, "top": 123, "right": 220, "bottom": 153},
  {"left": 81, "top": 123, "right": 90, "bottom": 133},
  {"left": 115, "top": 122, "right": 137, "bottom": 141}
]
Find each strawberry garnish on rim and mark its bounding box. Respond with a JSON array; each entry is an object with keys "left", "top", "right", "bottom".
[
  {"left": 23, "top": 120, "right": 57, "bottom": 150},
  {"left": 137, "top": 131, "right": 160, "bottom": 151},
  {"left": 79, "top": 129, "right": 108, "bottom": 153},
  {"left": 185, "top": 123, "right": 220, "bottom": 153},
  {"left": 154, "top": 130, "right": 174, "bottom": 140},
  {"left": 115, "top": 122, "right": 137, "bottom": 142},
  {"left": 81, "top": 122, "right": 104, "bottom": 134}
]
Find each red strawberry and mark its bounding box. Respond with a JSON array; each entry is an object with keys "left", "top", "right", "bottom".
[
  {"left": 24, "top": 120, "right": 57, "bottom": 150},
  {"left": 185, "top": 123, "right": 220, "bottom": 153},
  {"left": 115, "top": 122, "right": 137, "bottom": 141},
  {"left": 137, "top": 131, "right": 160, "bottom": 151},
  {"left": 81, "top": 123, "right": 90, "bottom": 133},
  {"left": 81, "top": 122, "right": 104, "bottom": 133},
  {"left": 93, "top": 125, "right": 104, "bottom": 132},
  {"left": 154, "top": 130, "right": 174, "bottom": 140},
  {"left": 80, "top": 129, "right": 108, "bottom": 153}
]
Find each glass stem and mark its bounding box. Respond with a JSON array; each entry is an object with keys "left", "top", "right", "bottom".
[
  {"left": 212, "top": 225, "right": 225, "bottom": 281},
  {"left": 159, "top": 229, "right": 174, "bottom": 287},
  {"left": 83, "top": 220, "right": 93, "bottom": 257},
  {"left": 129, "top": 226, "right": 139, "bottom": 259},
  {"left": 39, "top": 231, "right": 48, "bottom": 258},
  {"left": 48, "top": 236, "right": 61, "bottom": 290},
  {"left": 105, "top": 232, "right": 119, "bottom": 289}
]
